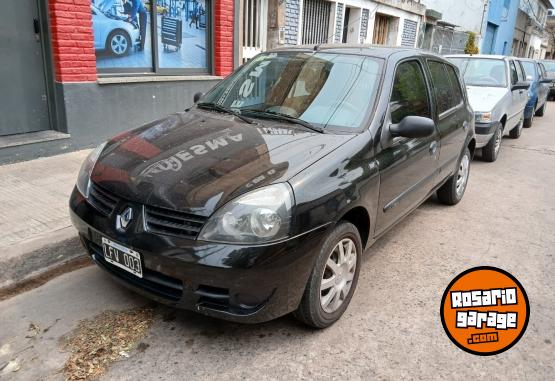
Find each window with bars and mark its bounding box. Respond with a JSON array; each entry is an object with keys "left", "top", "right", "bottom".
[
  {"left": 301, "top": 0, "right": 331, "bottom": 45},
  {"left": 241, "top": 0, "right": 267, "bottom": 62}
]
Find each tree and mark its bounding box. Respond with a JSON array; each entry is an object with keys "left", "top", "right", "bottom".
[{"left": 465, "top": 32, "right": 479, "bottom": 55}]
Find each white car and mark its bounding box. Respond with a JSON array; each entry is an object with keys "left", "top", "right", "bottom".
[
  {"left": 91, "top": 4, "right": 140, "bottom": 56},
  {"left": 446, "top": 55, "right": 529, "bottom": 162}
]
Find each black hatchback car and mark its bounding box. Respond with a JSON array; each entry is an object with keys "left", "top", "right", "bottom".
[{"left": 70, "top": 45, "right": 475, "bottom": 328}]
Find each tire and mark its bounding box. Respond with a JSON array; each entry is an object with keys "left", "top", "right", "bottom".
[
  {"left": 482, "top": 124, "right": 502, "bottom": 162},
  {"left": 294, "top": 222, "right": 362, "bottom": 329},
  {"left": 437, "top": 147, "right": 471, "bottom": 206},
  {"left": 535, "top": 102, "right": 546, "bottom": 117},
  {"left": 524, "top": 105, "right": 535, "bottom": 128},
  {"left": 509, "top": 118, "right": 523, "bottom": 139},
  {"left": 106, "top": 30, "right": 131, "bottom": 56}
]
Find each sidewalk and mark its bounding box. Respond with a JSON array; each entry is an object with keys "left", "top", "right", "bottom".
[{"left": 0, "top": 150, "right": 91, "bottom": 288}]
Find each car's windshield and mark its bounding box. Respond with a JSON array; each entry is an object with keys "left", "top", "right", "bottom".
[
  {"left": 448, "top": 58, "right": 507, "bottom": 87},
  {"left": 201, "top": 52, "right": 383, "bottom": 130},
  {"left": 542, "top": 61, "right": 555, "bottom": 72},
  {"left": 520, "top": 61, "right": 537, "bottom": 80}
]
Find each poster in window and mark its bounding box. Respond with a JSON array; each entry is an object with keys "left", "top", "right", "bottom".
[
  {"left": 156, "top": 0, "right": 208, "bottom": 70},
  {"left": 92, "top": 0, "right": 153, "bottom": 70}
]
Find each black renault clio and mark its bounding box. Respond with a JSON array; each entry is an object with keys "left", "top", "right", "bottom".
[{"left": 70, "top": 45, "right": 475, "bottom": 328}]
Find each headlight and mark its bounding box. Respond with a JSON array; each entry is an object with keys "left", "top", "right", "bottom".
[
  {"left": 475, "top": 112, "right": 492, "bottom": 123},
  {"left": 76, "top": 142, "right": 107, "bottom": 198},
  {"left": 198, "top": 183, "right": 294, "bottom": 244}
]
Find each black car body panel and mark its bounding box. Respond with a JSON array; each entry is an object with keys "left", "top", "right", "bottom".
[{"left": 70, "top": 45, "right": 475, "bottom": 323}]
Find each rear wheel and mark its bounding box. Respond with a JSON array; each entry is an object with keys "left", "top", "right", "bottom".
[
  {"left": 294, "top": 222, "right": 361, "bottom": 329},
  {"left": 437, "top": 147, "right": 471, "bottom": 205},
  {"left": 524, "top": 105, "right": 535, "bottom": 128},
  {"left": 482, "top": 124, "right": 502, "bottom": 162},
  {"left": 535, "top": 102, "right": 546, "bottom": 117}
]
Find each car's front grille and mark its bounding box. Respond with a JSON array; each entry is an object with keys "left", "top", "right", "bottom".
[
  {"left": 88, "top": 182, "right": 120, "bottom": 216},
  {"left": 87, "top": 240, "right": 183, "bottom": 302},
  {"left": 144, "top": 204, "right": 207, "bottom": 239}
]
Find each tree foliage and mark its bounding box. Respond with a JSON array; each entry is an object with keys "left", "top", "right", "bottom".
[{"left": 465, "top": 32, "right": 479, "bottom": 55}]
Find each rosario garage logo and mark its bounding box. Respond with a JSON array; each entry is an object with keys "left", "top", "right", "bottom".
[{"left": 440, "top": 266, "right": 530, "bottom": 356}]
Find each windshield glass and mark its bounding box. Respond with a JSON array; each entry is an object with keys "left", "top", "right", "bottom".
[
  {"left": 520, "top": 61, "right": 537, "bottom": 80},
  {"left": 542, "top": 61, "right": 555, "bottom": 72},
  {"left": 448, "top": 58, "right": 507, "bottom": 87},
  {"left": 201, "top": 52, "right": 383, "bottom": 129}
]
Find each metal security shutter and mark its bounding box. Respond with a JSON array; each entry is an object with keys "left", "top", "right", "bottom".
[{"left": 302, "top": 0, "right": 331, "bottom": 45}]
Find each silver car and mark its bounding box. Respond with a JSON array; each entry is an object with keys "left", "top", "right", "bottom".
[
  {"left": 91, "top": 4, "right": 140, "bottom": 56},
  {"left": 446, "top": 55, "right": 529, "bottom": 162}
]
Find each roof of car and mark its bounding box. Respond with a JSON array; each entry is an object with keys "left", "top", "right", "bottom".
[
  {"left": 445, "top": 54, "right": 508, "bottom": 60},
  {"left": 271, "top": 44, "right": 444, "bottom": 60}
]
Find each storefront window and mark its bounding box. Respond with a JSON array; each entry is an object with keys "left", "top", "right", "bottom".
[{"left": 91, "top": 0, "right": 210, "bottom": 74}]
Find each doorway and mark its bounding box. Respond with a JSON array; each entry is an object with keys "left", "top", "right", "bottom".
[{"left": 0, "top": 0, "right": 51, "bottom": 137}]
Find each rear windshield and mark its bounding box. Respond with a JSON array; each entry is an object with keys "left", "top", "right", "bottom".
[
  {"left": 202, "top": 52, "right": 383, "bottom": 130},
  {"left": 542, "top": 61, "right": 555, "bottom": 72},
  {"left": 520, "top": 61, "right": 537, "bottom": 80},
  {"left": 448, "top": 58, "right": 507, "bottom": 87}
]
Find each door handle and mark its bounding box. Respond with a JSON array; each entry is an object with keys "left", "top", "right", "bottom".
[
  {"left": 429, "top": 141, "right": 438, "bottom": 156},
  {"left": 33, "top": 18, "right": 40, "bottom": 34}
]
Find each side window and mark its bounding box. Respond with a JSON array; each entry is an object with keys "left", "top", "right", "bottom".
[
  {"left": 538, "top": 63, "right": 547, "bottom": 79},
  {"left": 515, "top": 61, "right": 525, "bottom": 82},
  {"left": 428, "top": 61, "right": 462, "bottom": 114},
  {"left": 445, "top": 65, "right": 464, "bottom": 107},
  {"left": 510, "top": 61, "right": 519, "bottom": 85},
  {"left": 428, "top": 61, "right": 452, "bottom": 114},
  {"left": 390, "top": 61, "right": 431, "bottom": 124}
]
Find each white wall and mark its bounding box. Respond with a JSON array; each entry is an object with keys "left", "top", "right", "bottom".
[{"left": 420, "top": 0, "right": 488, "bottom": 35}]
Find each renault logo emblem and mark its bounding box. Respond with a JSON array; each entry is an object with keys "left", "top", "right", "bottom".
[{"left": 117, "top": 207, "right": 133, "bottom": 231}]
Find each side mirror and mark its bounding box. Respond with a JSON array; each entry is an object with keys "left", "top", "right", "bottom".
[
  {"left": 511, "top": 82, "right": 530, "bottom": 91},
  {"left": 193, "top": 92, "right": 203, "bottom": 103},
  {"left": 390, "top": 116, "right": 436, "bottom": 139}
]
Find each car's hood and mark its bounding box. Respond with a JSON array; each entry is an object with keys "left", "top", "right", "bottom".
[
  {"left": 91, "top": 110, "right": 354, "bottom": 216},
  {"left": 466, "top": 86, "right": 508, "bottom": 112}
]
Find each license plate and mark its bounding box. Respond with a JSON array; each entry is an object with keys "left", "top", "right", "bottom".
[{"left": 101, "top": 237, "right": 143, "bottom": 278}]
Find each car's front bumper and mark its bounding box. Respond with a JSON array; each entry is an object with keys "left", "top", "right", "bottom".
[
  {"left": 474, "top": 121, "right": 501, "bottom": 148},
  {"left": 70, "top": 187, "right": 328, "bottom": 323}
]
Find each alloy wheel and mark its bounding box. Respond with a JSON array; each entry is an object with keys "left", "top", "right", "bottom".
[
  {"left": 456, "top": 153, "right": 470, "bottom": 197},
  {"left": 320, "top": 238, "right": 357, "bottom": 313},
  {"left": 111, "top": 34, "right": 128, "bottom": 55}
]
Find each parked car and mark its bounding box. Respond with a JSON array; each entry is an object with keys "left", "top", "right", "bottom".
[
  {"left": 447, "top": 55, "right": 529, "bottom": 162},
  {"left": 539, "top": 60, "right": 555, "bottom": 100},
  {"left": 91, "top": 4, "right": 140, "bottom": 56},
  {"left": 517, "top": 58, "right": 550, "bottom": 127},
  {"left": 70, "top": 46, "right": 475, "bottom": 328}
]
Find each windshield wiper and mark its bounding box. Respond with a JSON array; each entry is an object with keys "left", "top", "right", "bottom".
[
  {"left": 243, "top": 109, "right": 324, "bottom": 133},
  {"left": 196, "top": 102, "right": 255, "bottom": 124}
]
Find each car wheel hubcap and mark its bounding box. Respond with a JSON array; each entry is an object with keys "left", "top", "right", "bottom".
[
  {"left": 320, "top": 238, "right": 357, "bottom": 314},
  {"left": 494, "top": 128, "right": 502, "bottom": 154},
  {"left": 456, "top": 153, "right": 470, "bottom": 197},
  {"left": 111, "top": 35, "right": 127, "bottom": 54}
]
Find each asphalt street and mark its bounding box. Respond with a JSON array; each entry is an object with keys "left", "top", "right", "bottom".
[{"left": 1, "top": 105, "right": 554, "bottom": 381}]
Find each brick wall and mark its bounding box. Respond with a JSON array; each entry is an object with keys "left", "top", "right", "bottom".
[
  {"left": 49, "top": 0, "right": 235, "bottom": 82},
  {"left": 49, "top": 0, "right": 97, "bottom": 83},
  {"left": 285, "top": 0, "right": 301, "bottom": 45},
  {"left": 214, "top": 0, "right": 234, "bottom": 76}
]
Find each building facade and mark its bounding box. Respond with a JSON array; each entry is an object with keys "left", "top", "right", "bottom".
[
  {"left": 0, "top": 0, "right": 238, "bottom": 164},
  {"left": 512, "top": 0, "right": 552, "bottom": 58},
  {"left": 482, "top": 0, "right": 520, "bottom": 55}
]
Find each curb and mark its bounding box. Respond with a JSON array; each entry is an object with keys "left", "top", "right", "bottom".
[{"left": 0, "top": 227, "right": 87, "bottom": 291}]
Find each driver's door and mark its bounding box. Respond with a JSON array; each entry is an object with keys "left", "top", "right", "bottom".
[{"left": 374, "top": 59, "right": 440, "bottom": 236}]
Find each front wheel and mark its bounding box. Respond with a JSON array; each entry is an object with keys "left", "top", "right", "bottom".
[
  {"left": 482, "top": 124, "right": 502, "bottom": 162},
  {"left": 107, "top": 30, "right": 131, "bottom": 56},
  {"left": 535, "top": 102, "right": 546, "bottom": 117},
  {"left": 437, "top": 147, "right": 471, "bottom": 205},
  {"left": 294, "top": 222, "right": 362, "bottom": 329}
]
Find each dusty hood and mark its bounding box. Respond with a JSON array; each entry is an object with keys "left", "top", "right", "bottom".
[
  {"left": 465, "top": 86, "right": 508, "bottom": 112},
  {"left": 90, "top": 110, "right": 354, "bottom": 216}
]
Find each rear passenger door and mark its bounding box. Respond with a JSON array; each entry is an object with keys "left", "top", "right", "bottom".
[
  {"left": 426, "top": 60, "right": 468, "bottom": 179},
  {"left": 375, "top": 59, "right": 440, "bottom": 236},
  {"left": 509, "top": 60, "right": 527, "bottom": 127}
]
